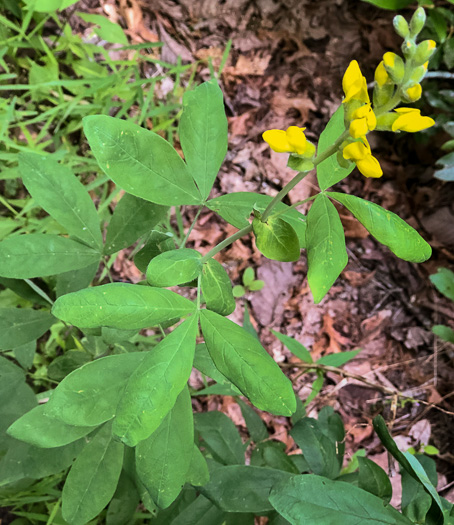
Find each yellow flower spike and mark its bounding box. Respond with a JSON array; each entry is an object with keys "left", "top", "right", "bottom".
[
  {"left": 263, "top": 126, "right": 308, "bottom": 155},
  {"left": 349, "top": 104, "right": 377, "bottom": 139},
  {"left": 342, "top": 60, "right": 369, "bottom": 104},
  {"left": 403, "top": 83, "right": 422, "bottom": 102},
  {"left": 375, "top": 61, "right": 390, "bottom": 88},
  {"left": 343, "top": 139, "right": 383, "bottom": 178},
  {"left": 391, "top": 108, "right": 435, "bottom": 132}
]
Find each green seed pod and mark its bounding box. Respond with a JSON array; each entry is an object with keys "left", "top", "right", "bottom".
[
  {"left": 413, "top": 40, "right": 437, "bottom": 66},
  {"left": 410, "top": 7, "right": 426, "bottom": 37},
  {"left": 393, "top": 15, "right": 409, "bottom": 38},
  {"left": 382, "top": 52, "right": 405, "bottom": 84}
]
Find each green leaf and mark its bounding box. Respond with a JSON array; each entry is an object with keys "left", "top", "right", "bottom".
[
  {"left": 76, "top": 12, "right": 128, "bottom": 44},
  {"left": 179, "top": 80, "right": 228, "bottom": 200},
  {"left": 194, "top": 411, "right": 244, "bottom": 465},
  {"left": 201, "top": 258, "right": 235, "bottom": 316},
  {"left": 134, "top": 231, "right": 175, "bottom": 273},
  {"left": 330, "top": 192, "right": 432, "bottom": 263},
  {"left": 0, "top": 277, "right": 48, "bottom": 306},
  {"left": 243, "top": 267, "right": 255, "bottom": 286},
  {"left": 83, "top": 115, "right": 201, "bottom": 206},
  {"left": 171, "top": 495, "right": 226, "bottom": 525},
  {"left": 44, "top": 352, "right": 147, "bottom": 427},
  {"left": 249, "top": 280, "right": 264, "bottom": 291},
  {"left": 253, "top": 441, "right": 300, "bottom": 474},
  {"left": 19, "top": 153, "right": 103, "bottom": 250},
  {"left": 317, "top": 349, "right": 361, "bottom": 367},
  {"left": 0, "top": 234, "right": 101, "bottom": 278},
  {"left": 290, "top": 418, "right": 340, "bottom": 479},
  {"left": 23, "top": 0, "right": 78, "bottom": 11},
  {"left": 193, "top": 343, "right": 240, "bottom": 393},
  {"left": 104, "top": 193, "right": 168, "bottom": 255},
  {"left": 106, "top": 472, "right": 139, "bottom": 525},
  {"left": 237, "top": 399, "right": 268, "bottom": 443},
  {"left": 146, "top": 249, "right": 202, "bottom": 287},
  {"left": 52, "top": 283, "right": 195, "bottom": 329},
  {"left": 271, "top": 329, "right": 313, "bottom": 364},
  {"left": 430, "top": 268, "right": 454, "bottom": 301},
  {"left": 187, "top": 445, "right": 210, "bottom": 487},
  {"left": 232, "top": 285, "right": 245, "bottom": 297},
  {"left": 432, "top": 325, "right": 454, "bottom": 343},
  {"left": 200, "top": 310, "right": 296, "bottom": 416},
  {"left": 136, "top": 387, "right": 193, "bottom": 508},
  {"left": 253, "top": 215, "right": 300, "bottom": 262},
  {"left": 0, "top": 308, "right": 54, "bottom": 350},
  {"left": 306, "top": 194, "right": 347, "bottom": 303},
  {"left": 56, "top": 262, "right": 99, "bottom": 297},
  {"left": 62, "top": 422, "right": 124, "bottom": 525},
  {"left": 12, "top": 340, "right": 36, "bottom": 369},
  {"left": 7, "top": 404, "right": 95, "bottom": 448},
  {"left": 47, "top": 350, "right": 92, "bottom": 381},
  {"left": 358, "top": 456, "right": 392, "bottom": 503},
  {"left": 401, "top": 455, "right": 437, "bottom": 524},
  {"left": 316, "top": 106, "right": 353, "bottom": 191},
  {"left": 269, "top": 474, "right": 413, "bottom": 525},
  {"left": 113, "top": 316, "right": 197, "bottom": 446},
  {"left": 206, "top": 192, "right": 307, "bottom": 248},
  {"left": 361, "top": 0, "right": 413, "bottom": 9},
  {"left": 201, "top": 465, "right": 293, "bottom": 513},
  {"left": 373, "top": 415, "right": 444, "bottom": 523}
]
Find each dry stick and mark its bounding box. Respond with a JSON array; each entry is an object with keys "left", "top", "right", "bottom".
[{"left": 281, "top": 362, "right": 454, "bottom": 417}]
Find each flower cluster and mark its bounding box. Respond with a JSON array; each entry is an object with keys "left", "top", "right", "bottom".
[{"left": 262, "top": 7, "right": 436, "bottom": 181}]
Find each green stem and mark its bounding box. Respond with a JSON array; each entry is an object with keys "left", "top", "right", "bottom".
[
  {"left": 201, "top": 225, "right": 252, "bottom": 263},
  {"left": 180, "top": 206, "right": 202, "bottom": 248},
  {"left": 196, "top": 274, "right": 202, "bottom": 310},
  {"left": 270, "top": 194, "right": 319, "bottom": 219},
  {"left": 175, "top": 206, "right": 184, "bottom": 240}
]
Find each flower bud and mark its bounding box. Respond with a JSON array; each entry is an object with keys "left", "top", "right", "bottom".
[
  {"left": 383, "top": 52, "right": 405, "bottom": 83},
  {"left": 413, "top": 40, "right": 436, "bottom": 66},
  {"left": 402, "top": 39, "right": 416, "bottom": 59},
  {"left": 402, "top": 83, "right": 422, "bottom": 102},
  {"left": 373, "top": 83, "right": 394, "bottom": 108},
  {"left": 393, "top": 15, "right": 409, "bottom": 38},
  {"left": 410, "top": 7, "right": 426, "bottom": 37},
  {"left": 374, "top": 61, "right": 390, "bottom": 88},
  {"left": 409, "top": 62, "right": 428, "bottom": 84}
]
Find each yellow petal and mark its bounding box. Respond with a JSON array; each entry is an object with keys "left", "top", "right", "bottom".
[
  {"left": 375, "top": 61, "right": 390, "bottom": 88},
  {"left": 356, "top": 155, "right": 383, "bottom": 178},
  {"left": 349, "top": 118, "right": 369, "bottom": 139},
  {"left": 262, "top": 130, "right": 291, "bottom": 153},
  {"left": 367, "top": 109, "right": 377, "bottom": 131},
  {"left": 392, "top": 109, "right": 435, "bottom": 132},
  {"left": 404, "top": 83, "right": 422, "bottom": 102},
  {"left": 383, "top": 52, "right": 396, "bottom": 69},
  {"left": 285, "top": 126, "right": 307, "bottom": 155},
  {"left": 342, "top": 60, "right": 362, "bottom": 96},
  {"left": 342, "top": 141, "right": 369, "bottom": 161}
]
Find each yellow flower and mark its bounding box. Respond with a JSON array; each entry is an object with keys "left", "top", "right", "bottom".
[
  {"left": 263, "top": 126, "right": 312, "bottom": 156},
  {"left": 343, "top": 139, "right": 383, "bottom": 178},
  {"left": 403, "top": 83, "right": 422, "bottom": 102},
  {"left": 375, "top": 61, "right": 390, "bottom": 88},
  {"left": 391, "top": 108, "right": 435, "bottom": 132},
  {"left": 342, "top": 60, "right": 369, "bottom": 104},
  {"left": 349, "top": 104, "right": 377, "bottom": 139}
]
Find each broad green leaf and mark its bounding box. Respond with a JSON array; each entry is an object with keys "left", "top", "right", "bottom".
[
  {"left": 316, "top": 105, "right": 353, "bottom": 191},
  {"left": 271, "top": 329, "right": 313, "bottom": 364},
  {"left": 317, "top": 349, "right": 361, "bottom": 366},
  {"left": 62, "top": 422, "right": 124, "bottom": 525},
  {"left": 113, "top": 316, "right": 197, "bottom": 446},
  {"left": 52, "top": 283, "right": 195, "bottom": 329},
  {"left": 0, "top": 308, "right": 54, "bottom": 350},
  {"left": 104, "top": 193, "right": 168, "bottom": 255},
  {"left": 358, "top": 456, "right": 392, "bottom": 503},
  {"left": 306, "top": 194, "right": 347, "bottom": 303},
  {"left": 56, "top": 262, "right": 99, "bottom": 297},
  {"left": 193, "top": 343, "right": 241, "bottom": 393},
  {"left": 76, "top": 12, "right": 128, "bottom": 44},
  {"left": 179, "top": 80, "right": 228, "bottom": 200},
  {"left": 187, "top": 445, "right": 210, "bottom": 487},
  {"left": 432, "top": 325, "right": 454, "bottom": 343},
  {"left": 206, "top": 192, "right": 307, "bottom": 248},
  {"left": 362, "top": 0, "right": 413, "bottom": 9},
  {"left": 8, "top": 404, "right": 95, "bottom": 448},
  {"left": 201, "top": 258, "right": 235, "bottom": 316},
  {"left": 373, "top": 415, "right": 444, "bottom": 523},
  {"left": 44, "top": 352, "right": 147, "bottom": 427},
  {"left": 23, "top": 0, "right": 78, "bottom": 11},
  {"left": 253, "top": 215, "right": 300, "bottom": 262},
  {"left": 201, "top": 465, "right": 293, "bottom": 513},
  {"left": 136, "top": 387, "right": 193, "bottom": 508},
  {"left": 0, "top": 234, "right": 101, "bottom": 278},
  {"left": 47, "top": 350, "right": 92, "bottom": 381},
  {"left": 0, "top": 276, "right": 48, "bottom": 306},
  {"left": 401, "top": 455, "right": 437, "bottom": 523},
  {"left": 134, "top": 231, "right": 175, "bottom": 273},
  {"left": 290, "top": 418, "right": 340, "bottom": 479},
  {"left": 236, "top": 399, "right": 268, "bottom": 444},
  {"left": 330, "top": 192, "right": 432, "bottom": 263},
  {"left": 171, "top": 495, "right": 226, "bottom": 525},
  {"left": 146, "top": 249, "right": 202, "bottom": 287},
  {"left": 12, "top": 340, "right": 36, "bottom": 369},
  {"left": 269, "top": 474, "right": 413, "bottom": 525},
  {"left": 83, "top": 115, "right": 201, "bottom": 206},
  {"left": 430, "top": 268, "right": 454, "bottom": 301},
  {"left": 19, "top": 153, "right": 102, "bottom": 250},
  {"left": 252, "top": 441, "right": 299, "bottom": 474},
  {"left": 200, "top": 310, "right": 296, "bottom": 416},
  {"left": 194, "top": 411, "right": 244, "bottom": 465},
  {"left": 106, "top": 472, "right": 139, "bottom": 525}
]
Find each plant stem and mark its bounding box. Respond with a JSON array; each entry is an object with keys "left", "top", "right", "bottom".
[
  {"left": 201, "top": 224, "right": 252, "bottom": 263},
  {"left": 270, "top": 194, "right": 319, "bottom": 219},
  {"left": 196, "top": 274, "right": 202, "bottom": 310},
  {"left": 180, "top": 206, "right": 202, "bottom": 248},
  {"left": 175, "top": 206, "right": 185, "bottom": 241}
]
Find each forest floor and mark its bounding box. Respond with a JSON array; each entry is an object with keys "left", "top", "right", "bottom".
[{"left": 74, "top": 0, "right": 454, "bottom": 505}]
